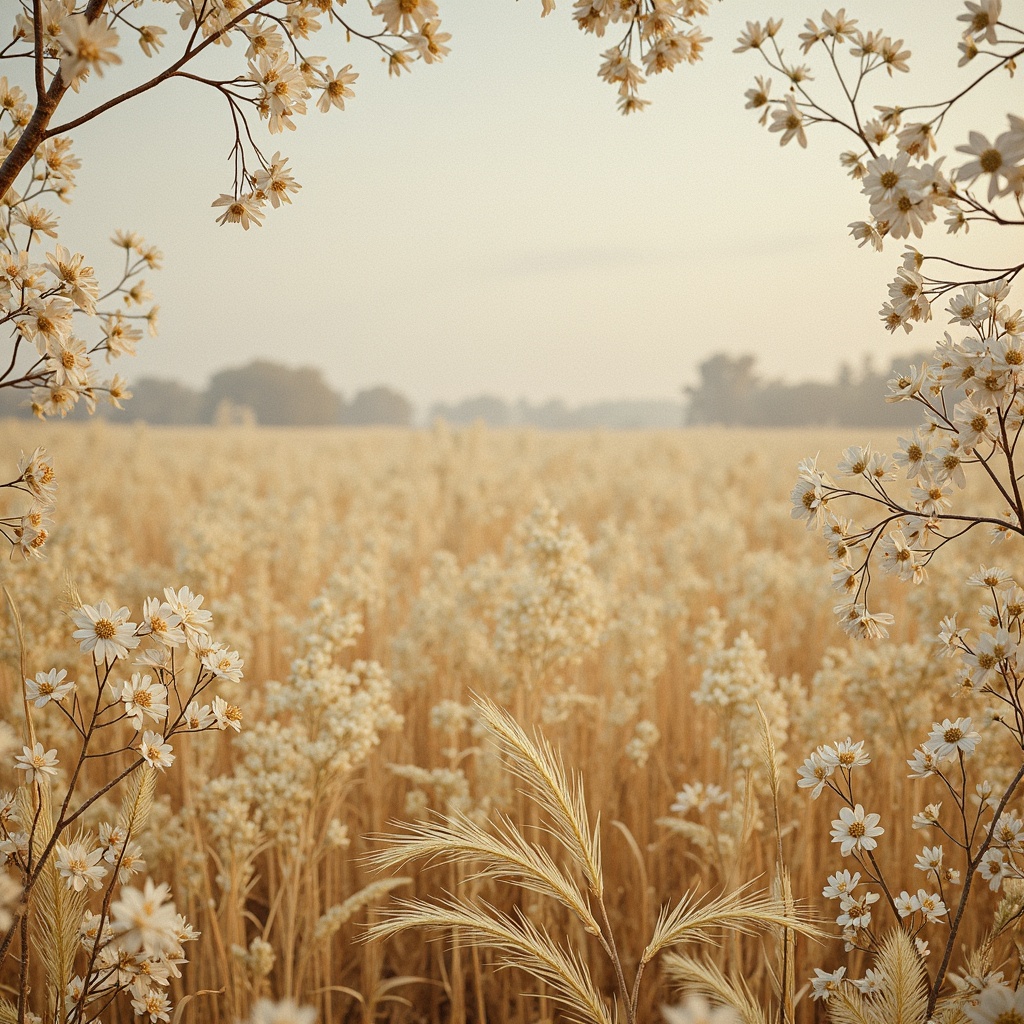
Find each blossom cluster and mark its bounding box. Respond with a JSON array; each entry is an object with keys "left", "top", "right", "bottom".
[
  {"left": 0, "top": 583, "right": 242, "bottom": 1022},
  {"left": 737, "top": 5, "right": 1024, "bottom": 339}
]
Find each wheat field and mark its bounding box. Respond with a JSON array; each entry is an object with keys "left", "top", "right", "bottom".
[{"left": 0, "top": 420, "right": 1013, "bottom": 1024}]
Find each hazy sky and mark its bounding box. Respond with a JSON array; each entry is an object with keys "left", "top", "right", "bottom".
[{"left": 46, "top": 1, "right": 1022, "bottom": 406}]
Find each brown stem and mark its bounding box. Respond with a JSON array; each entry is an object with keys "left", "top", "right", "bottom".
[
  {"left": 927, "top": 760, "right": 1024, "bottom": 1016},
  {"left": 0, "top": 0, "right": 110, "bottom": 201}
]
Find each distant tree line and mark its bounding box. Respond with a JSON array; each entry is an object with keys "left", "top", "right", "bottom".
[
  {"left": 0, "top": 353, "right": 932, "bottom": 428},
  {"left": 429, "top": 396, "right": 683, "bottom": 429},
  {"left": 683, "top": 351, "right": 928, "bottom": 427},
  {"left": 0, "top": 360, "right": 415, "bottom": 426}
]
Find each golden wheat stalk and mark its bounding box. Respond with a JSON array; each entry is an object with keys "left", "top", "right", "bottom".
[
  {"left": 662, "top": 951, "right": 772, "bottom": 1024},
  {"left": 368, "top": 809, "right": 601, "bottom": 935},
  {"left": 473, "top": 696, "right": 604, "bottom": 897},
  {"left": 367, "top": 896, "right": 614, "bottom": 1024},
  {"left": 868, "top": 929, "right": 929, "bottom": 1024},
  {"left": 18, "top": 787, "right": 86, "bottom": 1009},
  {"left": 642, "top": 884, "right": 822, "bottom": 964}
]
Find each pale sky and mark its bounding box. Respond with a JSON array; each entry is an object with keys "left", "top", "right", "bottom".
[{"left": 46, "top": 0, "right": 1023, "bottom": 407}]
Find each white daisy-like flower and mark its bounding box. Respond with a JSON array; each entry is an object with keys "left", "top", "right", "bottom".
[
  {"left": 201, "top": 644, "right": 244, "bottom": 683},
  {"left": 821, "top": 738, "right": 871, "bottom": 771},
  {"left": 925, "top": 717, "right": 981, "bottom": 760},
  {"left": 139, "top": 597, "right": 185, "bottom": 648},
  {"left": 162, "top": 586, "right": 212, "bottom": 640},
  {"left": 895, "top": 890, "right": 920, "bottom": 918},
  {"left": 912, "top": 803, "right": 942, "bottom": 829},
  {"left": 916, "top": 889, "right": 947, "bottom": 923},
  {"left": 797, "top": 751, "right": 833, "bottom": 798},
  {"left": 967, "top": 566, "right": 1016, "bottom": 590},
  {"left": 810, "top": 966, "right": 845, "bottom": 1001},
  {"left": 830, "top": 804, "right": 884, "bottom": 857},
  {"left": 183, "top": 701, "right": 215, "bottom": 731},
  {"left": 138, "top": 731, "right": 174, "bottom": 771},
  {"left": 14, "top": 743, "right": 59, "bottom": 783},
  {"left": 211, "top": 696, "right": 242, "bottom": 733},
  {"left": 852, "top": 969, "right": 885, "bottom": 995},
  {"left": 55, "top": 840, "right": 107, "bottom": 892},
  {"left": 822, "top": 870, "right": 860, "bottom": 899},
  {"left": 964, "top": 980, "right": 1024, "bottom": 1024},
  {"left": 70, "top": 601, "right": 139, "bottom": 664},
  {"left": 119, "top": 673, "right": 169, "bottom": 730},
  {"left": 907, "top": 746, "right": 945, "bottom": 779},
  {"left": 915, "top": 845, "right": 943, "bottom": 872},
  {"left": 25, "top": 668, "right": 75, "bottom": 708},
  {"left": 110, "top": 879, "right": 179, "bottom": 955}
]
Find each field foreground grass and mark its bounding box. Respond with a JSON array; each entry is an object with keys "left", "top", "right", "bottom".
[{"left": 0, "top": 422, "right": 1012, "bottom": 1024}]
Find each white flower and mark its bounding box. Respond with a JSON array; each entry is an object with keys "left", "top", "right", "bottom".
[
  {"left": 916, "top": 889, "right": 947, "bottom": 923},
  {"left": 14, "top": 743, "right": 59, "bottom": 783},
  {"left": 852, "top": 969, "right": 885, "bottom": 995},
  {"left": 55, "top": 840, "right": 107, "bottom": 892},
  {"left": 895, "top": 889, "right": 920, "bottom": 917},
  {"left": 967, "top": 566, "right": 1017, "bottom": 590},
  {"left": 965, "top": 980, "right": 1024, "bottom": 1023},
  {"left": 768, "top": 95, "right": 807, "bottom": 148},
  {"left": 140, "top": 598, "right": 185, "bottom": 648},
  {"left": 820, "top": 738, "right": 870, "bottom": 771},
  {"left": 163, "top": 587, "right": 212, "bottom": 640},
  {"left": 138, "top": 732, "right": 174, "bottom": 771},
  {"left": 915, "top": 845, "right": 943, "bottom": 872},
  {"left": 912, "top": 803, "right": 942, "bottom": 829},
  {"left": 119, "top": 673, "right": 169, "bottom": 729},
  {"left": 822, "top": 870, "right": 860, "bottom": 899},
  {"left": 25, "top": 668, "right": 75, "bottom": 708},
  {"left": 925, "top": 717, "right": 981, "bottom": 759},
  {"left": 58, "top": 13, "right": 122, "bottom": 83},
  {"left": 958, "top": 0, "right": 1002, "bottom": 44},
  {"left": 978, "top": 848, "right": 1015, "bottom": 891},
  {"left": 110, "top": 879, "right": 179, "bottom": 954},
  {"left": 907, "top": 745, "right": 945, "bottom": 779},
  {"left": 70, "top": 601, "right": 139, "bottom": 664},
  {"left": 211, "top": 696, "right": 242, "bottom": 733},
  {"left": 830, "top": 804, "right": 884, "bottom": 857},
  {"left": 797, "top": 751, "right": 833, "bottom": 798},
  {"left": 183, "top": 701, "right": 215, "bottom": 731},
  {"left": 810, "top": 966, "right": 845, "bottom": 1001},
  {"left": 955, "top": 129, "right": 1024, "bottom": 200},
  {"left": 201, "top": 644, "right": 244, "bottom": 683}
]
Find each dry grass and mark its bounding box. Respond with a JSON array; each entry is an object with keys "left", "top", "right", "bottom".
[{"left": 0, "top": 421, "right": 1011, "bottom": 1023}]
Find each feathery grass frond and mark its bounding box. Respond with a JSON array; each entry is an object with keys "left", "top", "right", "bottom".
[
  {"left": 117, "top": 764, "right": 156, "bottom": 838},
  {"left": 473, "top": 695, "right": 603, "bottom": 897},
  {"left": 366, "top": 896, "right": 614, "bottom": 1024},
  {"left": 826, "top": 986, "right": 872, "bottom": 1024},
  {"left": 23, "top": 792, "right": 86, "bottom": 1004},
  {"left": 368, "top": 810, "right": 600, "bottom": 934},
  {"left": 662, "top": 952, "right": 772, "bottom": 1024},
  {"left": 643, "top": 885, "right": 821, "bottom": 964},
  {"left": 0, "top": 996, "right": 16, "bottom": 1024},
  {"left": 870, "top": 928, "right": 928, "bottom": 1024}
]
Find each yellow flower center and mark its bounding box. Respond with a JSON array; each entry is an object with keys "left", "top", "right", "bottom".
[
  {"left": 848, "top": 821, "right": 866, "bottom": 838},
  {"left": 94, "top": 619, "right": 117, "bottom": 640},
  {"left": 880, "top": 170, "right": 899, "bottom": 189}
]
